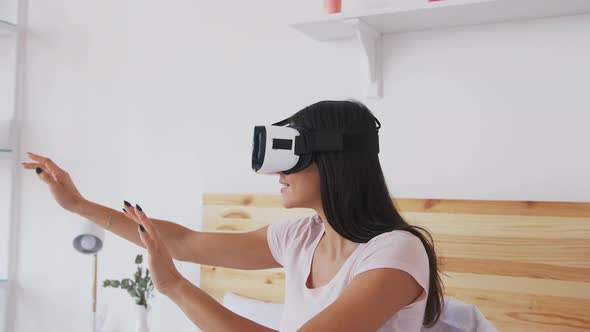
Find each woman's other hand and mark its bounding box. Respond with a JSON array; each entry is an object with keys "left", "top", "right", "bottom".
[
  {"left": 22, "top": 152, "right": 87, "bottom": 213},
  {"left": 123, "top": 203, "right": 186, "bottom": 297}
]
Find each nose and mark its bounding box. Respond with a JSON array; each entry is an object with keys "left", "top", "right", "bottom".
[{"left": 278, "top": 172, "right": 288, "bottom": 180}]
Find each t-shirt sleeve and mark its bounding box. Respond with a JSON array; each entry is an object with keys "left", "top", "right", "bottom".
[
  {"left": 352, "top": 231, "right": 430, "bottom": 294},
  {"left": 266, "top": 218, "right": 299, "bottom": 268}
]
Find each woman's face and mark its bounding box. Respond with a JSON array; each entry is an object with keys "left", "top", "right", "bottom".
[{"left": 278, "top": 161, "right": 321, "bottom": 210}]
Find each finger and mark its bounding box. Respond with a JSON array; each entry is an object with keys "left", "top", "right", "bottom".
[
  {"left": 132, "top": 205, "right": 163, "bottom": 252},
  {"left": 21, "top": 161, "right": 55, "bottom": 183},
  {"left": 34, "top": 167, "right": 58, "bottom": 185},
  {"left": 122, "top": 207, "right": 141, "bottom": 225},
  {"left": 137, "top": 218, "right": 159, "bottom": 252},
  {"left": 138, "top": 225, "right": 157, "bottom": 252},
  {"left": 26, "top": 153, "right": 67, "bottom": 181},
  {"left": 21, "top": 162, "right": 42, "bottom": 170},
  {"left": 126, "top": 204, "right": 141, "bottom": 224},
  {"left": 133, "top": 205, "right": 159, "bottom": 237},
  {"left": 122, "top": 202, "right": 140, "bottom": 224}
]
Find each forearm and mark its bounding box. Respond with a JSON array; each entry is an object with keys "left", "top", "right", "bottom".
[
  {"left": 167, "top": 279, "right": 276, "bottom": 332},
  {"left": 73, "top": 199, "right": 192, "bottom": 259}
]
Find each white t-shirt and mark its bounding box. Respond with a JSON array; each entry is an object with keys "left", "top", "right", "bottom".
[{"left": 267, "top": 214, "right": 430, "bottom": 332}]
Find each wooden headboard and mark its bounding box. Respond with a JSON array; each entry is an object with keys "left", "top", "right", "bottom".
[{"left": 200, "top": 193, "right": 590, "bottom": 332}]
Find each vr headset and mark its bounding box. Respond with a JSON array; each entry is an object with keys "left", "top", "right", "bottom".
[{"left": 252, "top": 116, "right": 381, "bottom": 174}]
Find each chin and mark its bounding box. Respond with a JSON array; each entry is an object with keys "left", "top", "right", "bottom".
[
  {"left": 280, "top": 197, "right": 295, "bottom": 209},
  {"left": 280, "top": 193, "right": 300, "bottom": 209}
]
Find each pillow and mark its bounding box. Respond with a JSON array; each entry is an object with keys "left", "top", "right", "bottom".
[
  {"left": 421, "top": 297, "right": 498, "bottom": 332},
  {"left": 222, "top": 292, "right": 284, "bottom": 330}
]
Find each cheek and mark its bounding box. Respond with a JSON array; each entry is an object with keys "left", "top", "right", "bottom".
[
  {"left": 284, "top": 164, "right": 320, "bottom": 196},
  {"left": 292, "top": 176, "right": 320, "bottom": 198}
]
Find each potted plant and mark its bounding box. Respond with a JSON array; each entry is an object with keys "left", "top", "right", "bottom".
[{"left": 103, "top": 254, "right": 155, "bottom": 332}]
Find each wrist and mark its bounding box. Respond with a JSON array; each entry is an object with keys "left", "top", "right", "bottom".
[
  {"left": 70, "top": 197, "right": 90, "bottom": 215},
  {"left": 164, "top": 276, "right": 190, "bottom": 299}
]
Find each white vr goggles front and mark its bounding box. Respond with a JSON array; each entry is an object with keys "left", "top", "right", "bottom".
[{"left": 252, "top": 117, "right": 380, "bottom": 174}]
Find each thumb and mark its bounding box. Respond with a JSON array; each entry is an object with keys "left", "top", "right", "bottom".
[{"left": 35, "top": 167, "right": 56, "bottom": 185}]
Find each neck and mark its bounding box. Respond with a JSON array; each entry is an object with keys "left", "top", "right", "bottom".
[{"left": 315, "top": 209, "right": 359, "bottom": 258}]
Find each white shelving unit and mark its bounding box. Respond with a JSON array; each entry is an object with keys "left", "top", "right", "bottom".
[
  {"left": 1, "top": 0, "right": 23, "bottom": 330},
  {"left": 1, "top": 9, "right": 17, "bottom": 284},
  {"left": 0, "top": 281, "right": 6, "bottom": 332},
  {"left": 290, "top": 0, "right": 590, "bottom": 98},
  {"left": 0, "top": 20, "right": 16, "bottom": 37}
]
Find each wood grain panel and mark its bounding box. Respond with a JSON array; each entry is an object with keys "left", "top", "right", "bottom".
[
  {"left": 444, "top": 287, "right": 590, "bottom": 332},
  {"left": 405, "top": 212, "right": 590, "bottom": 239},
  {"left": 203, "top": 194, "right": 590, "bottom": 217},
  {"left": 200, "top": 266, "right": 285, "bottom": 304},
  {"left": 433, "top": 235, "right": 590, "bottom": 269},
  {"left": 200, "top": 193, "right": 590, "bottom": 332},
  {"left": 441, "top": 257, "right": 590, "bottom": 282}
]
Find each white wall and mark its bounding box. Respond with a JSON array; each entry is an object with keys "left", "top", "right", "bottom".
[{"left": 9, "top": 0, "right": 590, "bottom": 331}]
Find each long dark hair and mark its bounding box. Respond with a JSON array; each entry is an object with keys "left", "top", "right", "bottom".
[{"left": 287, "top": 100, "right": 444, "bottom": 327}]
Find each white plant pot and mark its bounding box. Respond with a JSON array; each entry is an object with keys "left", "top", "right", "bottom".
[{"left": 135, "top": 305, "right": 151, "bottom": 332}]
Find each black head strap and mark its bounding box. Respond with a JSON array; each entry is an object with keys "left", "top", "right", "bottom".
[
  {"left": 272, "top": 115, "right": 381, "bottom": 131},
  {"left": 272, "top": 118, "right": 290, "bottom": 126},
  {"left": 294, "top": 130, "right": 379, "bottom": 155},
  {"left": 272, "top": 115, "right": 381, "bottom": 155}
]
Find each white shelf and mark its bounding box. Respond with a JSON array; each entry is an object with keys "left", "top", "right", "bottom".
[
  {"left": 0, "top": 149, "right": 13, "bottom": 157},
  {"left": 289, "top": 0, "right": 590, "bottom": 98},
  {"left": 0, "top": 20, "right": 16, "bottom": 37},
  {"left": 291, "top": 0, "right": 590, "bottom": 41}
]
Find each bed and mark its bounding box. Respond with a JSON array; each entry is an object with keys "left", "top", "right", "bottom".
[{"left": 200, "top": 193, "right": 590, "bottom": 332}]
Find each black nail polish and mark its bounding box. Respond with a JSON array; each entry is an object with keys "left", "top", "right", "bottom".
[
  {"left": 124, "top": 200, "right": 132, "bottom": 207},
  {"left": 122, "top": 208, "right": 127, "bottom": 213},
  {"left": 135, "top": 204, "right": 143, "bottom": 212},
  {"left": 139, "top": 224, "right": 146, "bottom": 232},
  {"left": 36, "top": 167, "right": 43, "bottom": 174}
]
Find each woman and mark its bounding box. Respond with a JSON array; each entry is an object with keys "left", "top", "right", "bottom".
[{"left": 23, "top": 100, "right": 444, "bottom": 331}]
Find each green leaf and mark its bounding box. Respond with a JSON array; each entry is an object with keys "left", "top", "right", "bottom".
[
  {"left": 135, "top": 267, "right": 142, "bottom": 282},
  {"left": 127, "top": 288, "right": 139, "bottom": 298},
  {"left": 136, "top": 289, "right": 146, "bottom": 306},
  {"left": 121, "top": 278, "right": 132, "bottom": 290},
  {"left": 139, "top": 278, "right": 147, "bottom": 290},
  {"left": 102, "top": 253, "right": 157, "bottom": 304}
]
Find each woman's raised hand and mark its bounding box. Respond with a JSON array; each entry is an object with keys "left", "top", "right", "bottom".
[{"left": 22, "top": 152, "right": 87, "bottom": 213}]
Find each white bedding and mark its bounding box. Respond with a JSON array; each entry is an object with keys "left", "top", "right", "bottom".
[{"left": 223, "top": 292, "right": 498, "bottom": 332}]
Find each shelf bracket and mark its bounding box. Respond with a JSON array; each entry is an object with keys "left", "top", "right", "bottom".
[{"left": 344, "top": 18, "right": 382, "bottom": 99}]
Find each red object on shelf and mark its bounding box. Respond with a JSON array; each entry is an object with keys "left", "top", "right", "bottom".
[{"left": 324, "top": 0, "right": 342, "bottom": 14}]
